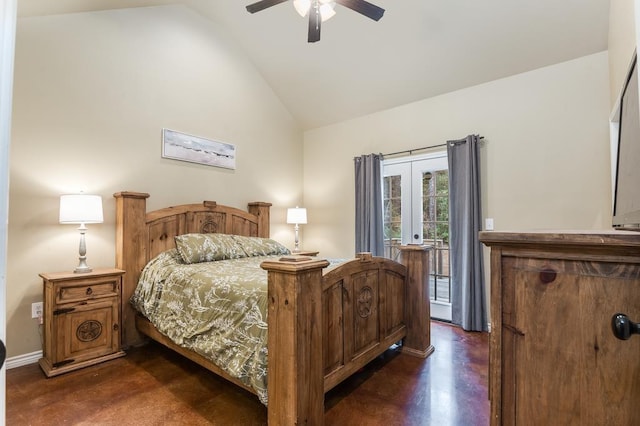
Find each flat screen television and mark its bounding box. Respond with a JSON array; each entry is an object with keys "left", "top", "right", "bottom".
[{"left": 613, "top": 52, "right": 640, "bottom": 230}]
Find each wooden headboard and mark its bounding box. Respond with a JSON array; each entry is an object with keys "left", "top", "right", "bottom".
[{"left": 113, "top": 191, "right": 272, "bottom": 346}]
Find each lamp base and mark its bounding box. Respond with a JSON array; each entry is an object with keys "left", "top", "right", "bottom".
[
  {"left": 293, "top": 224, "right": 301, "bottom": 253},
  {"left": 74, "top": 256, "right": 92, "bottom": 274}
]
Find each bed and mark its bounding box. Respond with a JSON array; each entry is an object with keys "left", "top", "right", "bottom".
[{"left": 114, "top": 191, "right": 434, "bottom": 425}]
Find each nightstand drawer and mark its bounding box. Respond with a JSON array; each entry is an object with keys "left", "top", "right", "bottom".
[{"left": 57, "top": 279, "right": 119, "bottom": 303}]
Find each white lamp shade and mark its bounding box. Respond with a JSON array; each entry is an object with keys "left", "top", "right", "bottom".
[
  {"left": 287, "top": 207, "right": 307, "bottom": 224},
  {"left": 59, "top": 194, "right": 104, "bottom": 224},
  {"left": 319, "top": 2, "right": 336, "bottom": 21}
]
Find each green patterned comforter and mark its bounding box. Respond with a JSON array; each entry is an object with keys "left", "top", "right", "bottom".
[{"left": 131, "top": 249, "right": 275, "bottom": 405}]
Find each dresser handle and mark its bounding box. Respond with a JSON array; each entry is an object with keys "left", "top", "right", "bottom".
[
  {"left": 539, "top": 268, "right": 557, "bottom": 284},
  {"left": 113, "top": 324, "right": 119, "bottom": 331},
  {"left": 86, "top": 287, "right": 93, "bottom": 296},
  {"left": 612, "top": 313, "right": 640, "bottom": 340}
]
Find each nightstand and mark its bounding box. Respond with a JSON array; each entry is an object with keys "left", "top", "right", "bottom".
[
  {"left": 293, "top": 250, "right": 319, "bottom": 256},
  {"left": 38, "top": 268, "right": 126, "bottom": 377}
]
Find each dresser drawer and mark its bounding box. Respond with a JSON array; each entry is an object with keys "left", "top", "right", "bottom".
[{"left": 57, "top": 279, "right": 119, "bottom": 303}]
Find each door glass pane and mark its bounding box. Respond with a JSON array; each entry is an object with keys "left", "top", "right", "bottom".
[
  {"left": 422, "top": 170, "right": 451, "bottom": 307},
  {"left": 383, "top": 175, "right": 402, "bottom": 260},
  {"left": 423, "top": 172, "right": 435, "bottom": 222}
]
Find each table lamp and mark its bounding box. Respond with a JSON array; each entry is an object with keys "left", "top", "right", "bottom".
[
  {"left": 59, "top": 194, "right": 104, "bottom": 273},
  {"left": 286, "top": 206, "right": 307, "bottom": 253}
]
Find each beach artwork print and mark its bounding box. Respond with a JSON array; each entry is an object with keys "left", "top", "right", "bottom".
[{"left": 162, "top": 128, "right": 236, "bottom": 170}]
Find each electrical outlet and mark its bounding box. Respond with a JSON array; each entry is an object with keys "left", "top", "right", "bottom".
[
  {"left": 32, "top": 302, "right": 43, "bottom": 319},
  {"left": 485, "top": 218, "right": 494, "bottom": 231}
]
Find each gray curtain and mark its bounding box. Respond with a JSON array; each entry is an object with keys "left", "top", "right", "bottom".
[
  {"left": 354, "top": 154, "right": 384, "bottom": 256},
  {"left": 447, "top": 135, "right": 487, "bottom": 332}
]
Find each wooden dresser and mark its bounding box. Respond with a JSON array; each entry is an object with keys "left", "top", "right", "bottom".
[{"left": 479, "top": 231, "right": 640, "bottom": 425}]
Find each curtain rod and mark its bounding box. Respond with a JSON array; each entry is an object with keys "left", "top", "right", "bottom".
[{"left": 382, "top": 135, "right": 484, "bottom": 158}]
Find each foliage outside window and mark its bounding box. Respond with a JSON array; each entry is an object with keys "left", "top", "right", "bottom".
[
  {"left": 383, "top": 175, "right": 402, "bottom": 241},
  {"left": 423, "top": 171, "right": 449, "bottom": 245}
]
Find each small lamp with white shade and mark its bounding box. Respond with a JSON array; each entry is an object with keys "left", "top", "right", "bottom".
[
  {"left": 286, "top": 206, "right": 307, "bottom": 253},
  {"left": 59, "top": 194, "right": 104, "bottom": 273}
]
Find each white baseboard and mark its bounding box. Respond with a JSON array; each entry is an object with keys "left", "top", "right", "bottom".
[{"left": 6, "top": 350, "right": 41, "bottom": 369}]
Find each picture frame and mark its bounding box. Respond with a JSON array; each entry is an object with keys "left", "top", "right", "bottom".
[{"left": 161, "top": 128, "right": 236, "bottom": 170}]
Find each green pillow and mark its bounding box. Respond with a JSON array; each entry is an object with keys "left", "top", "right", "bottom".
[
  {"left": 232, "top": 235, "right": 291, "bottom": 257},
  {"left": 174, "top": 233, "right": 246, "bottom": 264}
]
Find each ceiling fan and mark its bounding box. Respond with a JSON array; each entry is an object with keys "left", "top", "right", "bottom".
[{"left": 246, "top": 0, "right": 385, "bottom": 43}]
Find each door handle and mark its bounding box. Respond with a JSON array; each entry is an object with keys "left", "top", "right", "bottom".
[
  {"left": 0, "top": 338, "right": 5, "bottom": 369},
  {"left": 611, "top": 313, "right": 640, "bottom": 340}
]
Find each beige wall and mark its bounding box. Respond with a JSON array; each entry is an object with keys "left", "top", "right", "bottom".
[
  {"left": 6, "top": 6, "right": 614, "bottom": 359},
  {"left": 8, "top": 5, "right": 303, "bottom": 357},
  {"left": 609, "top": 0, "right": 637, "bottom": 107},
  {"left": 303, "top": 52, "right": 612, "bottom": 260}
]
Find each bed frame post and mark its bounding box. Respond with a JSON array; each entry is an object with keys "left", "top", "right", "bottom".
[
  {"left": 398, "top": 245, "right": 435, "bottom": 358},
  {"left": 248, "top": 202, "right": 271, "bottom": 238},
  {"left": 114, "top": 191, "right": 150, "bottom": 347},
  {"left": 260, "top": 257, "right": 330, "bottom": 425}
]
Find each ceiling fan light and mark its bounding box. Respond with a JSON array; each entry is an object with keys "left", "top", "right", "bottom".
[
  {"left": 320, "top": 2, "right": 336, "bottom": 22},
  {"left": 293, "top": 0, "right": 311, "bottom": 17}
]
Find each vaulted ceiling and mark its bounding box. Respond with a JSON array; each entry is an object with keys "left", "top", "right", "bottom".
[{"left": 18, "top": 0, "right": 610, "bottom": 130}]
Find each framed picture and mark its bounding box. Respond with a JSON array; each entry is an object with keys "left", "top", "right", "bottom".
[{"left": 162, "top": 128, "right": 236, "bottom": 170}]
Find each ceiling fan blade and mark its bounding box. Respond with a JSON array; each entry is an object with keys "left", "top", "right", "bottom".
[
  {"left": 246, "top": 0, "right": 288, "bottom": 14},
  {"left": 308, "top": 4, "right": 321, "bottom": 43},
  {"left": 335, "top": 0, "right": 385, "bottom": 21}
]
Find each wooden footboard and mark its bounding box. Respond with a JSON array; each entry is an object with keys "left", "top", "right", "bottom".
[{"left": 261, "top": 247, "right": 433, "bottom": 425}]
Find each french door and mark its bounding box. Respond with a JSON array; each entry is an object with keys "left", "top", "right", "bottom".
[{"left": 383, "top": 153, "right": 451, "bottom": 321}]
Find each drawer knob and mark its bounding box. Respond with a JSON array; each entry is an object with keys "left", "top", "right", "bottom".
[
  {"left": 539, "top": 268, "right": 557, "bottom": 284},
  {"left": 86, "top": 287, "right": 93, "bottom": 296},
  {"left": 612, "top": 313, "right": 640, "bottom": 340}
]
